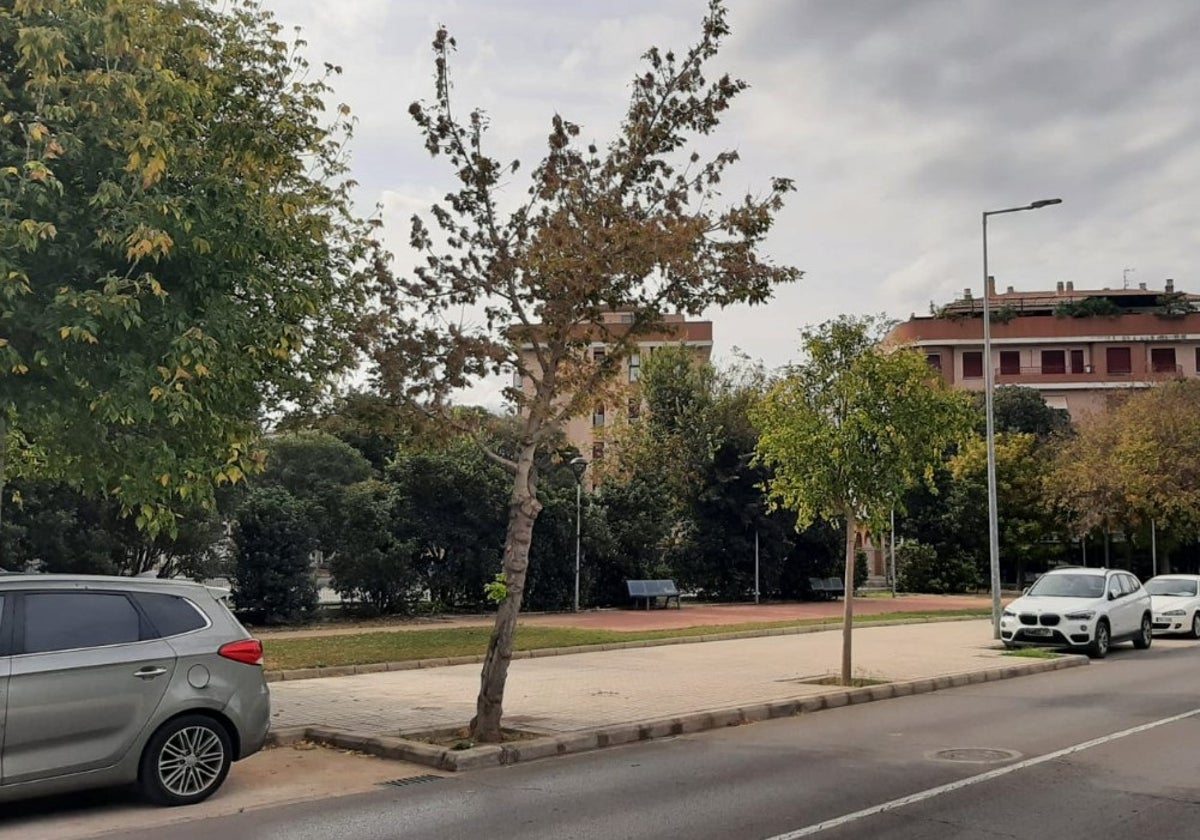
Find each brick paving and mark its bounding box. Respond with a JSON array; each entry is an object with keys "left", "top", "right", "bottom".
[{"left": 269, "top": 619, "right": 1016, "bottom": 736}]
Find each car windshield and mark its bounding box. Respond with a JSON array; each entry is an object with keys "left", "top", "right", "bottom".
[
  {"left": 1145, "top": 579, "right": 1198, "bottom": 597},
  {"left": 1027, "top": 573, "right": 1106, "bottom": 598}
]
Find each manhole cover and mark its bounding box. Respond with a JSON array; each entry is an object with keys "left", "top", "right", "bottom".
[{"left": 930, "top": 748, "right": 1021, "bottom": 764}]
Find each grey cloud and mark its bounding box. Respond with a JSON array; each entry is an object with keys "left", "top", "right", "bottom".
[{"left": 259, "top": 0, "right": 1200, "bottom": 373}]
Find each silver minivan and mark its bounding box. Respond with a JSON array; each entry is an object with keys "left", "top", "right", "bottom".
[{"left": 0, "top": 575, "right": 270, "bottom": 806}]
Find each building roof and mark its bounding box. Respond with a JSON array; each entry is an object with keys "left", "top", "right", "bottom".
[{"left": 936, "top": 280, "right": 1196, "bottom": 317}]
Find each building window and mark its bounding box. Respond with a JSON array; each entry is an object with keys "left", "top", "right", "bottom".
[
  {"left": 592, "top": 347, "right": 607, "bottom": 363},
  {"left": 1151, "top": 347, "right": 1177, "bottom": 373},
  {"left": 1195, "top": 346, "right": 1200, "bottom": 374},
  {"left": 592, "top": 404, "right": 605, "bottom": 428},
  {"left": 999, "top": 351, "right": 1020, "bottom": 375},
  {"left": 592, "top": 442, "right": 605, "bottom": 461},
  {"left": 1070, "top": 349, "right": 1085, "bottom": 374},
  {"left": 629, "top": 353, "right": 641, "bottom": 383},
  {"left": 925, "top": 353, "right": 942, "bottom": 371},
  {"left": 1041, "top": 350, "right": 1066, "bottom": 375},
  {"left": 628, "top": 396, "right": 641, "bottom": 421},
  {"left": 1106, "top": 347, "right": 1132, "bottom": 375},
  {"left": 962, "top": 351, "right": 983, "bottom": 378}
]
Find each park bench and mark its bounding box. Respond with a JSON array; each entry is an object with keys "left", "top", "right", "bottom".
[
  {"left": 626, "top": 579, "right": 681, "bottom": 610},
  {"left": 809, "top": 577, "right": 845, "bottom": 600}
]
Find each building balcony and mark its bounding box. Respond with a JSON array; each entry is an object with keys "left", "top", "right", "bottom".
[
  {"left": 981, "top": 364, "right": 1185, "bottom": 386},
  {"left": 889, "top": 312, "right": 1200, "bottom": 345}
]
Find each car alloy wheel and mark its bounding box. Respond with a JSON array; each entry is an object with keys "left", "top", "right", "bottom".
[
  {"left": 1192, "top": 613, "right": 1200, "bottom": 640},
  {"left": 160, "top": 726, "right": 224, "bottom": 797},
  {"left": 140, "top": 715, "right": 232, "bottom": 806},
  {"left": 1133, "top": 614, "right": 1152, "bottom": 649},
  {"left": 1088, "top": 621, "right": 1110, "bottom": 659}
]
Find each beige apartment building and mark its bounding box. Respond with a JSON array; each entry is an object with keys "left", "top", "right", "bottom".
[
  {"left": 888, "top": 279, "right": 1200, "bottom": 418},
  {"left": 517, "top": 311, "right": 713, "bottom": 463}
]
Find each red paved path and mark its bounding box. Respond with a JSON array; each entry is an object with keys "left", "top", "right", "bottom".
[{"left": 259, "top": 594, "right": 991, "bottom": 639}]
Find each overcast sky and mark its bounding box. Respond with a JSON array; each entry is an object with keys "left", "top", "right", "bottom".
[{"left": 261, "top": 0, "right": 1200, "bottom": 393}]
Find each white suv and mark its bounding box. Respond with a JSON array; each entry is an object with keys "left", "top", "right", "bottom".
[{"left": 1000, "top": 567, "right": 1152, "bottom": 659}]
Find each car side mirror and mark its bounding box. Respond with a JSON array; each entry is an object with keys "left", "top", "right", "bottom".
[{"left": 1108, "top": 591, "right": 1117, "bottom": 601}]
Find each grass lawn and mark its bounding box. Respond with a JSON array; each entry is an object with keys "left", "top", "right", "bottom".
[{"left": 263, "top": 609, "right": 989, "bottom": 671}]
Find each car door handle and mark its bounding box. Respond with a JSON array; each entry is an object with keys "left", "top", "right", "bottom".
[{"left": 134, "top": 666, "right": 168, "bottom": 679}]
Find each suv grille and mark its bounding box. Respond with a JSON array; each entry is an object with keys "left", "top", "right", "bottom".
[{"left": 1019, "top": 613, "right": 1061, "bottom": 626}]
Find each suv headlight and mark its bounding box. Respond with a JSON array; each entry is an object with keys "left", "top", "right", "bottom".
[
  {"left": 1064, "top": 610, "right": 1095, "bottom": 621},
  {"left": 1002, "top": 609, "right": 1016, "bottom": 618},
  {"left": 1161, "top": 608, "right": 1185, "bottom": 616}
]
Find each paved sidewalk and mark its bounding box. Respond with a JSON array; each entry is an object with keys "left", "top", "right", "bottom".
[{"left": 269, "top": 619, "right": 1047, "bottom": 737}]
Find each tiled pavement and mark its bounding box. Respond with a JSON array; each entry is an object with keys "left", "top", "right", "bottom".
[{"left": 269, "top": 619, "right": 1023, "bottom": 736}]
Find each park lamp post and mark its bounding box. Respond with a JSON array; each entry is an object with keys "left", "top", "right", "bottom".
[
  {"left": 570, "top": 456, "right": 589, "bottom": 612},
  {"left": 982, "top": 197, "right": 1062, "bottom": 639}
]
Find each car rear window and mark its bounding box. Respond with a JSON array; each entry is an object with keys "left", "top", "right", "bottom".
[
  {"left": 134, "top": 593, "right": 208, "bottom": 638},
  {"left": 23, "top": 592, "right": 142, "bottom": 654}
]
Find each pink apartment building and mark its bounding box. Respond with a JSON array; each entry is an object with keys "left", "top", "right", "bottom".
[{"left": 888, "top": 278, "right": 1200, "bottom": 418}]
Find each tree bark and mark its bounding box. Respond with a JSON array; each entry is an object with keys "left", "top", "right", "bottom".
[
  {"left": 471, "top": 442, "right": 542, "bottom": 742},
  {"left": 842, "top": 505, "right": 856, "bottom": 686}
]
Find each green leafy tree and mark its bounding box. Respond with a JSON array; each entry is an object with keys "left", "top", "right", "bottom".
[
  {"left": 523, "top": 473, "right": 584, "bottom": 612},
  {"left": 977, "top": 386, "right": 1071, "bottom": 440},
  {"left": 329, "top": 480, "right": 418, "bottom": 614},
  {"left": 387, "top": 440, "right": 509, "bottom": 611},
  {"left": 752, "top": 315, "right": 975, "bottom": 683},
  {"left": 373, "top": 2, "right": 799, "bottom": 740},
  {"left": 896, "top": 541, "right": 977, "bottom": 594},
  {"left": 1, "top": 477, "right": 224, "bottom": 577},
  {"left": 1049, "top": 380, "right": 1200, "bottom": 553},
  {"left": 0, "top": 0, "right": 388, "bottom": 549},
  {"left": 601, "top": 347, "right": 810, "bottom": 602},
  {"left": 231, "top": 487, "right": 318, "bottom": 624},
  {"left": 588, "top": 477, "right": 674, "bottom": 605},
  {"left": 259, "top": 431, "right": 375, "bottom": 492},
  {"left": 254, "top": 431, "right": 373, "bottom": 559},
  {"left": 278, "top": 391, "right": 431, "bottom": 473},
  {"left": 949, "top": 432, "right": 1066, "bottom": 586},
  {"left": 901, "top": 387, "right": 1068, "bottom": 587}
]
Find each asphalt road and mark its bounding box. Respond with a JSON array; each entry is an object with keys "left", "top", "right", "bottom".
[{"left": 63, "top": 638, "right": 1200, "bottom": 839}]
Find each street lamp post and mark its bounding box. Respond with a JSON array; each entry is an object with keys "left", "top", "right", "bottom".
[
  {"left": 983, "top": 198, "right": 1062, "bottom": 639},
  {"left": 570, "top": 456, "right": 589, "bottom": 612}
]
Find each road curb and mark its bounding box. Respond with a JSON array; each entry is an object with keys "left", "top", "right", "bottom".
[
  {"left": 270, "top": 654, "right": 1086, "bottom": 771},
  {"left": 265, "top": 615, "right": 986, "bottom": 683}
]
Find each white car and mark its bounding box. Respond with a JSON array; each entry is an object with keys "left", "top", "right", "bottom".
[
  {"left": 1146, "top": 574, "right": 1200, "bottom": 638},
  {"left": 1000, "top": 567, "right": 1152, "bottom": 659}
]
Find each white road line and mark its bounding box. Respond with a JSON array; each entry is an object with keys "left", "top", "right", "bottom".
[{"left": 764, "top": 706, "right": 1200, "bottom": 839}]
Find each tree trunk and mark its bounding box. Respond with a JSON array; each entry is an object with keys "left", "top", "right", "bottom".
[
  {"left": 842, "top": 505, "right": 856, "bottom": 686},
  {"left": 471, "top": 442, "right": 542, "bottom": 742}
]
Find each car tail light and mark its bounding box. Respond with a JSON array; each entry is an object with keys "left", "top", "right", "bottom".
[{"left": 219, "top": 639, "right": 264, "bottom": 666}]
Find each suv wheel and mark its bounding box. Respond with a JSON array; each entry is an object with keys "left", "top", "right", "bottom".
[
  {"left": 1191, "top": 613, "right": 1200, "bottom": 640},
  {"left": 1088, "top": 620, "right": 1110, "bottom": 659},
  {"left": 139, "top": 715, "right": 232, "bottom": 806},
  {"left": 1133, "top": 614, "right": 1153, "bottom": 650}
]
